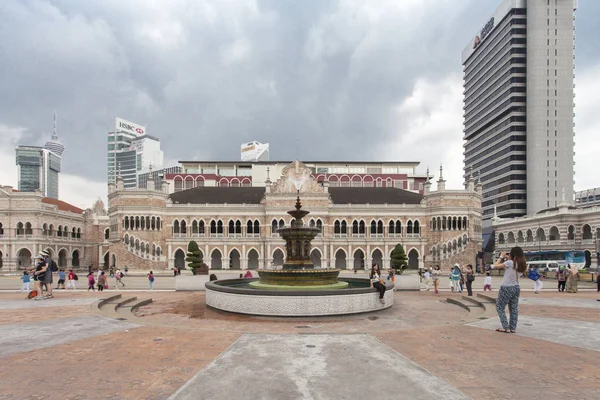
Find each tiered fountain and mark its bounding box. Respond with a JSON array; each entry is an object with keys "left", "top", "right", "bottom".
[
  {"left": 249, "top": 193, "right": 348, "bottom": 290},
  {"left": 204, "top": 160, "right": 394, "bottom": 317}
]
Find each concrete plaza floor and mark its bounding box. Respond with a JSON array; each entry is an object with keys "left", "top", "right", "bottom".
[{"left": 0, "top": 286, "right": 599, "bottom": 399}]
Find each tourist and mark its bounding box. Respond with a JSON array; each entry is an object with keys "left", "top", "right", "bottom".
[
  {"left": 67, "top": 269, "right": 77, "bottom": 289},
  {"left": 483, "top": 272, "right": 492, "bottom": 291},
  {"left": 432, "top": 265, "right": 441, "bottom": 294},
  {"left": 244, "top": 270, "right": 253, "bottom": 278},
  {"left": 369, "top": 263, "right": 386, "bottom": 304},
  {"left": 494, "top": 247, "right": 527, "bottom": 333},
  {"left": 87, "top": 272, "right": 96, "bottom": 291},
  {"left": 174, "top": 267, "right": 178, "bottom": 277},
  {"left": 31, "top": 254, "right": 48, "bottom": 300},
  {"left": 41, "top": 250, "right": 54, "bottom": 298},
  {"left": 97, "top": 271, "right": 106, "bottom": 292},
  {"left": 96, "top": 268, "right": 103, "bottom": 284},
  {"left": 56, "top": 269, "right": 66, "bottom": 289},
  {"left": 465, "top": 265, "right": 475, "bottom": 296},
  {"left": 557, "top": 266, "right": 567, "bottom": 292},
  {"left": 124, "top": 266, "right": 129, "bottom": 275},
  {"left": 528, "top": 265, "right": 543, "bottom": 294},
  {"left": 115, "top": 269, "right": 125, "bottom": 289},
  {"left": 459, "top": 266, "right": 465, "bottom": 292},
  {"left": 109, "top": 266, "right": 115, "bottom": 277},
  {"left": 423, "top": 268, "right": 431, "bottom": 291},
  {"left": 20, "top": 271, "right": 31, "bottom": 292},
  {"left": 209, "top": 274, "right": 218, "bottom": 281},
  {"left": 148, "top": 271, "right": 154, "bottom": 290},
  {"left": 567, "top": 264, "right": 579, "bottom": 293},
  {"left": 451, "top": 264, "right": 461, "bottom": 293}
]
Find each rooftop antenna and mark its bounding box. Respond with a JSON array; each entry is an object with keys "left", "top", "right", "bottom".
[
  {"left": 52, "top": 110, "right": 57, "bottom": 140},
  {"left": 296, "top": 138, "right": 299, "bottom": 160}
]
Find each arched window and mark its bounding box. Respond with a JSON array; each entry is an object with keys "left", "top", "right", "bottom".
[
  {"left": 173, "top": 220, "right": 180, "bottom": 234},
  {"left": 358, "top": 220, "right": 365, "bottom": 234},
  {"left": 141, "top": 217, "right": 145, "bottom": 230},
  {"left": 316, "top": 219, "right": 322, "bottom": 232},
  {"left": 582, "top": 224, "right": 592, "bottom": 240},
  {"left": 413, "top": 221, "right": 420, "bottom": 235},
  {"left": 334, "top": 220, "right": 341, "bottom": 234},
  {"left": 135, "top": 216, "right": 140, "bottom": 230},
  {"left": 352, "top": 220, "right": 359, "bottom": 235},
  {"left": 48, "top": 224, "right": 54, "bottom": 236},
  {"left": 124, "top": 234, "right": 129, "bottom": 245},
  {"left": 192, "top": 220, "right": 199, "bottom": 234},
  {"left": 377, "top": 220, "right": 383, "bottom": 234},
  {"left": 235, "top": 220, "right": 241, "bottom": 234},
  {"left": 457, "top": 217, "right": 462, "bottom": 230},
  {"left": 42, "top": 223, "right": 48, "bottom": 236},
  {"left": 217, "top": 220, "right": 223, "bottom": 234},
  {"left": 395, "top": 220, "right": 402, "bottom": 234},
  {"left": 25, "top": 222, "right": 33, "bottom": 235},
  {"left": 463, "top": 217, "right": 468, "bottom": 229},
  {"left": 57, "top": 225, "right": 62, "bottom": 237},
  {"left": 228, "top": 220, "right": 235, "bottom": 234},
  {"left": 432, "top": 218, "right": 437, "bottom": 231},
  {"left": 279, "top": 219, "right": 285, "bottom": 229},
  {"left": 16, "top": 222, "right": 24, "bottom": 235},
  {"left": 247, "top": 220, "right": 254, "bottom": 234},
  {"left": 156, "top": 217, "right": 161, "bottom": 230},
  {"left": 498, "top": 233, "right": 505, "bottom": 244},
  {"left": 253, "top": 220, "right": 260, "bottom": 234},
  {"left": 272, "top": 219, "right": 278, "bottom": 234},
  {"left": 151, "top": 216, "right": 156, "bottom": 230},
  {"left": 442, "top": 217, "right": 446, "bottom": 230},
  {"left": 180, "top": 220, "right": 187, "bottom": 234},
  {"left": 407, "top": 220, "right": 413, "bottom": 235},
  {"left": 388, "top": 221, "right": 395, "bottom": 235},
  {"left": 341, "top": 220, "right": 347, "bottom": 235},
  {"left": 198, "top": 220, "right": 205, "bottom": 234},
  {"left": 370, "top": 220, "right": 377, "bottom": 235},
  {"left": 152, "top": 244, "right": 156, "bottom": 256},
  {"left": 567, "top": 225, "right": 575, "bottom": 241},
  {"left": 210, "top": 220, "right": 217, "bottom": 234},
  {"left": 124, "top": 217, "right": 129, "bottom": 230}
]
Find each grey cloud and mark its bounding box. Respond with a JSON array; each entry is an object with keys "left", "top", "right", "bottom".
[{"left": 0, "top": 0, "right": 598, "bottom": 188}]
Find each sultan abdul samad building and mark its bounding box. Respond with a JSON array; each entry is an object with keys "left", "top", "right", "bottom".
[{"left": 1, "top": 161, "right": 482, "bottom": 272}]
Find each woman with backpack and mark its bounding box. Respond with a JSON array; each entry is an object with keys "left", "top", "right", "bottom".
[
  {"left": 148, "top": 271, "right": 154, "bottom": 290},
  {"left": 494, "top": 246, "right": 528, "bottom": 333},
  {"left": 557, "top": 266, "right": 567, "bottom": 292}
]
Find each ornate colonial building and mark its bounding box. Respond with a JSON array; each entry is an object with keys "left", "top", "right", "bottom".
[
  {"left": 493, "top": 198, "right": 600, "bottom": 269},
  {"left": 0, "top": 186, "right": 109, "bottom": 271},
  {"left": 107, "top": 161, "right": 483, "bottom": 272}
]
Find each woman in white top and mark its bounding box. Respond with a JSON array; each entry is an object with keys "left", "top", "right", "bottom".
[
  {"left": 493, "top": 246, "right": 527, "bottom": 333},
  {"left": 370, "top": 263, "right": 386, "bottom": 304}
]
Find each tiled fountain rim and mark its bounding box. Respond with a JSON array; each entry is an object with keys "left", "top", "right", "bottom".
[{"left": 205, "top": 278, "right": 394, "bottom": 296}]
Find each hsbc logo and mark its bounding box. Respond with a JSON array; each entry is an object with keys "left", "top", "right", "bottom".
[{"left": 117, "top": 120, "right": 145, "bottom": 135}]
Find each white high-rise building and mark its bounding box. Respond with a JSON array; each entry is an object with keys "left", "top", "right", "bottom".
[
  {"left": 462, "top": 0, "right": 577, "bottom": 221},
  {"left": 241, "top": 141, "right": 270, "bottom": 162},
  {"left": 107, "top": 118, "right": 163, "bottom": 189}
]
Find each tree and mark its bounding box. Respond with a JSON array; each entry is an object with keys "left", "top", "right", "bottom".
[
  {"left": 186, "top": 241, "right": 208, "bottom": 275},
  {"left": 390, "top": 243, "right": 408, "bottom": 275}
]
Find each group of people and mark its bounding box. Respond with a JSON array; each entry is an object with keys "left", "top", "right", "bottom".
[{"left": 86, "top": 268, "right": 127, "bottom": 291}]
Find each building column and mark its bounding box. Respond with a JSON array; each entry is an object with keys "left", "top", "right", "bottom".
[
  {"left": 420, "top": 243, "right": 425, "bottom": 270},
  {"left": 242, "top": 244, "right": 247, "bottom": 269}
]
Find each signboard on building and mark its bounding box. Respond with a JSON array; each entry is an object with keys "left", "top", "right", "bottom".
[
  {"left": 115, "top": 117, "right": 145, "bottom": 136},
  {"left": 241, "top": 141, "right": 270, "bottom": 162}
]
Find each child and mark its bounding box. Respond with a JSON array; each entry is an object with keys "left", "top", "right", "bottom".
[
  {"left": 56, "top": 269, "right": 66, "bottom": 289},
  {"left": 97, "top": 271, "right": 106, "bottom": 292},
  {"left": 148, "top": 271, "right": 154, "bottom": 290},
  {"left": 483, "top": 272, "right": 492, "bottom": 291},
  {"left": 20, "top": 271, "right": 31, "bottom": 292},
  {"left": 87, "top": 272, "right": 96, "bottom": 292}
]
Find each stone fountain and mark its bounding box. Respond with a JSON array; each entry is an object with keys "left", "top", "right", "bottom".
[
  {"left": 250, "top": 193, "right": 348, "bottom": 289},
  {"left": 204, "top": 160, "right": 393, "bottom": 317}
]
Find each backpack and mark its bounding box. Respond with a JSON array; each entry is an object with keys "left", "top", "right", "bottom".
[
  {"left": 73, "top": 274, "right": 79, "bottom": 281},
  {"left": 27, "top": 290, "right": 38, "bottom": 299},
  {"left": 528, "top": 270, "right": 540, "bottom": 281},
  {"left": 50, "top": 259, "right": 58, "bottom": 272},
  {"left": 149, "top": 275, "right": 154, "bottom": 283}
]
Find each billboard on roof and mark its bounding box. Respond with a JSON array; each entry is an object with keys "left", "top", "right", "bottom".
[{"left": 115, "top": 117, "right": 145, "bottom": 136}]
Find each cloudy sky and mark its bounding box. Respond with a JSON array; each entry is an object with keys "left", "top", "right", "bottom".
[{"left": 1, "top": 0, "right": 599, "bottom": 208}]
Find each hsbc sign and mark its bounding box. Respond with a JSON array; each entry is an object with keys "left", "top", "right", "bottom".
[
  {"left": 473, "top": 17, "right": 495, "bottom": 49},
  {"left": 115, "top": 117, "right": 145, "bottom": 136}
]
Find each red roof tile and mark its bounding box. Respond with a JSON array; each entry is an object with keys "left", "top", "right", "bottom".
[{"left": 41, "top": 197, "right": 84, "bottom": 214}]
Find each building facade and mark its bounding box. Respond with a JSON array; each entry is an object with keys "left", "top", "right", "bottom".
[
  {"left": 167, "top": 161, "right": 430, "bottom": 194},
  {"left": 462, "top": 0, "right": 577, "bottom": 221},
  {"left": 108, "top": 130, "right": 164, "bottom": 189},
  {"left": 105, "top": 161, "right": 482, "bottom": 272},
  {"left": 241, "top": 141, "right": 270, "bottom": 162},
  {"left": 574, "top": 187, "right": 600, "bottom": 208},
  {"left": 0, "top": 186, "right": 109, "bottom": 271},
  {"left": 15, "top": 145, "right": 62, "bottom": 200},
  {"left": 493, "top": 200, "right": 600, "bottom": 269}
]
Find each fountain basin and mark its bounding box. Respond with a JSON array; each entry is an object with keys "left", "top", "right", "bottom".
[
  {"left": 254, "top": 268, "right": 345, "bottom": 288},
  {"left": 205, "top": 278, "right": 394, "bottom": 317}
]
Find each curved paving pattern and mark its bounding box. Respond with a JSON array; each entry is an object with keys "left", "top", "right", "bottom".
[{"left": 1, "top": 290, "right": 600, "bottom": 399}]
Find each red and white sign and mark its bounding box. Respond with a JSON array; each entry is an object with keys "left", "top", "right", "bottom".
[{"left": 115, "top": 117, "right": 145, "bottom": 136}]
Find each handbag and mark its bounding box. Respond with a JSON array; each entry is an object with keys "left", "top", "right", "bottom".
[{"left": 467, "top": 274, "right": 475, "bottom": 282}]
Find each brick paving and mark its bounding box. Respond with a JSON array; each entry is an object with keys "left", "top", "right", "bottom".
[{"left": 0, "top": 289, "right": 599, "bottom": 399}]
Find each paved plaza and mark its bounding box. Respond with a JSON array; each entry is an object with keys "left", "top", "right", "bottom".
[{"left": 0, "top": 281, "right": 599, "bottom": 399}]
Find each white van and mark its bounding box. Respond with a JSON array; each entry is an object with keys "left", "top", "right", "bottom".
[{"left": 527, "top": 260, "right": 561, "bottom": 272}]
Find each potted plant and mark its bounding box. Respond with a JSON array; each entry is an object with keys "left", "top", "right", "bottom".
[{"left": 186, "top": 241, "right": 208, "bottom": 275}]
